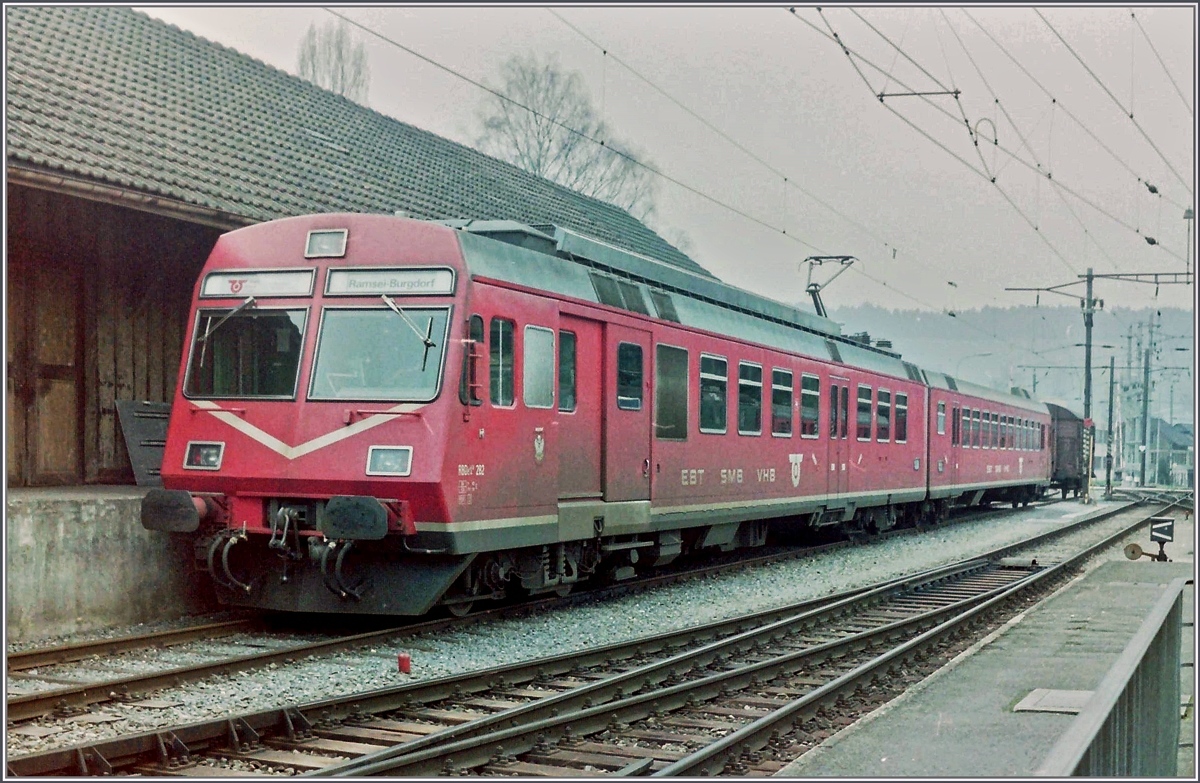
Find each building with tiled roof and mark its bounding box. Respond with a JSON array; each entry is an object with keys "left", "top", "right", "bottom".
[
  {"left": 4, "top": 5, "right": 708, "bottom": 487},
  {"left": 5, "top": 5, "right": 705, "bottom": 276}
]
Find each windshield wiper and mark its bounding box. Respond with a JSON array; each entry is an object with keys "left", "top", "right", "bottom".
[
  {"left": 381, "top": 295, "right": 437, "bottom": 371},
  {"left": 197, "top": 296, "right": 256, "bottom": 367}
]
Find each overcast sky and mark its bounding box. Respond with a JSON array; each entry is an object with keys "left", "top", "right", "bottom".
[{"left": 136, "top": 5, "right": 1196, "bottom": 322}]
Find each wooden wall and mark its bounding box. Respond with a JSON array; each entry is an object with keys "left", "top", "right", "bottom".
[{"left": 6, "top": 185, "right": 223, "bottom": 486}]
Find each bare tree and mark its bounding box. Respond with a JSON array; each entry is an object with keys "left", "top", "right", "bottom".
[
  {"left": 297, "top": 20, "right": 370, "bottom": 104},
  {"left": 475, "top": 53, "right": 657, "bottom": 222}
]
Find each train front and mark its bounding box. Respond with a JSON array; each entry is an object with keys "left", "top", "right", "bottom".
[{"left": 142, "top": 214, "right": 472, "bottom": 615}]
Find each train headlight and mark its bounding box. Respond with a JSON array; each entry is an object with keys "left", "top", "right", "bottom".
[
  {"left": 184, "top": 441, "right": 225, "bottom": 470},
  {"left": 366, "top": 446, "right": 413, "bottom": 476}
]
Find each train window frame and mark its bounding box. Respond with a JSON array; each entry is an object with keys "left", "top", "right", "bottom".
[
  {"left": 840, "top": 385, "right": 849, "bottom": 439},
  {"left": 937, "top": 401, "right": 946, "bottom": 435},
  {"left": 960, "top": 408, "right": 970, "bottom": 447},
  {"left": 999, "top": 415, "right": 1007, "bottom": 449},
  {"left": 1040, "top": 423, "right": 1046, "bottom": 450},
  {"left": 490, "top": 317, "right": 515, "bottom": 407},
  {"left": 828, "top": 382, "right": 838, "bottom": 441},
  {"left": 981, "top": 410, "right": 990, "bottom": 449},
  {"left": 307, "top": 305, "right": 453, "bottom": 403},
  {"left": 800, "top": 373, "right": 821, "bottom": 439},
  {"left": 772, "top": 368, "right": 794, "bottom": 438},
  {"left": 991, "top": 412, "right": 999, "bottom": 449},
  {"left": 875, "top": 389, "right": 891, "bottom": 442},
  {"left": 951, "top": 405, "right": 960, "bottom": 445},
  {"left": 616, "top": 342, "right": 644, "bottom": 411},
  {"left": 522, "top": 325, "right": 555, "bottom": 409},
  {"left": 895, "top": 393, "right": 908, "bottom": 443},
  {"left": 737, "top": 361, "right": 763, "bottom": 436},
  {"left": 459, "top": 314, "right": 485, "bottom": 406},
  {"left": 655, "top": 344, "right": 689, "bottom": 441},
  {"left": 972, "top": 409, "right": 981, "bottom": 448},
  {"left": 184, "top": 305, "right": 309, "bottom": 401},
  {"left": 856, "top": 385, "right": 873, "bottom": 441},
  {"left": 558, "top": 330, "right": 577, "bottom": 412},
  {"left": 699, "top": 354, "right": 728, "bottom": 434}
]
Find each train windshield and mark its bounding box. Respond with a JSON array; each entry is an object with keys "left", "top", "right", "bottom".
[
  {"left": 185, "top": 308, "right": 307, "bottom": 398},
  {"left": 309, "top": 307, "right": 450, "bottom": 401}
]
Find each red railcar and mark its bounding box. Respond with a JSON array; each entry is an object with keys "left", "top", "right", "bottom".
[{"left": 143, "top": 214, "right": 1052, "bottom": 615}]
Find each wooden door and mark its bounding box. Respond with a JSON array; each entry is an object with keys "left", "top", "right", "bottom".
[
  {"left": 557, "top": 315, "right": 603, "bottom": 499},
  {"left": 603, "top": 324, "right": 651, "bottom": 502},
  {"left": 7, "top": 259, "right": 83, "bottom": 485}
]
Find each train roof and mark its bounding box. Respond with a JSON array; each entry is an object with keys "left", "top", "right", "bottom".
[{"left": 448, "top": 219, "right": 933, "bottom": 385}]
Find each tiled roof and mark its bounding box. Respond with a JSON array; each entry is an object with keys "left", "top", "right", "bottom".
[{"left": 5, "top": 6, "right": 711, "bottom": 277}]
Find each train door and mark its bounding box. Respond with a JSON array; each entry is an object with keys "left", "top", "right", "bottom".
[
  {"left": 827, "top": 376, "right": 850, "bottom": 497},
  {"left": 603, "top": 324, "right": 652, "bottom": 502},
  {"left": 557, "top": 315, "right": 603, "bottom": 499}
]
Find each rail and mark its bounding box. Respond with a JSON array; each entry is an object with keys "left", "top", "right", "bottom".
[{"left": 1035, "top": 575, "right": 1189, "bottom": 777}]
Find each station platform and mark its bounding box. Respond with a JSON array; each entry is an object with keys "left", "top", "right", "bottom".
[
  {"left": 5, "top": 486, "right": 216, "bottom": 642},
  {"left": 777, "top": 514, "right": 1196, "bottom": 777}
]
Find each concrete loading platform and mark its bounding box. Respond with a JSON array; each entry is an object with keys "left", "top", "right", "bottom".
[
  {"left": 5, "top": 486, "right": 216, "bottom": 643},
  {"left": 778, "top": 518, "right": 1196, "bottom": 777}
]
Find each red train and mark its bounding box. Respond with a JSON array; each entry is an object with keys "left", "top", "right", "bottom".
[{"left": 142, "top": 214, "right": 1054, "bottom": 615}]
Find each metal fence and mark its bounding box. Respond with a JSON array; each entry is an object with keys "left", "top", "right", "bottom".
[{"left": 1036, "top": 576, "right": 1189, "bottom": 776}]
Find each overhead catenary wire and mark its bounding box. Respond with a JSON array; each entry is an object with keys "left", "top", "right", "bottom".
[
  {"left": 1130, "top": 10, "right": 1194, "bottom": 118},
  {"left": 546, "top": 6, "right": 1059, "bottom": 343},
  {"left": 324, "top": 7, "right": 824, "bottom": 254},
  {"left": 545, "top": 7, "right": 901, "bottom": 257},
  {"left": 326, "top": 8, "right": 1176, "bottom": 337},
  {"left": 809, "top": 7, "right": 1080, "bottom": 278},
  {"left": 791, "top": 7, "right": 1190, "bottom": 267},
  {"left": 1035, "top": 8, "right": 1192, "bottom": 198},
  {"left": 961, "top": 9, "right": 1189, "bottom": 214}
]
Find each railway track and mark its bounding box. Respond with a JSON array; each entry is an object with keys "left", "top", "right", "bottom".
[
  {"left": 6, "top": 499, "right": 1160, "bottom": 777},
  {"left": 4, "top": 499, "right": 1044, "bottom": 725}
]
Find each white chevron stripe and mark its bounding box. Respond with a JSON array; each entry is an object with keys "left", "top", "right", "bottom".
[{"left": 189, "top": 400, "right": 425, "bottom": 460}]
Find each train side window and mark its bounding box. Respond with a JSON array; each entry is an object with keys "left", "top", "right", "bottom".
[
  {"left": 655, "top": 345, "right": 688, "bottom": 440},
  {"left": 489, "top": 317, "right": 514, "bottom": 407},
  {"left": 737, "top": 362, "right": 763, "bottom": 435},
  {"left": 828, "top": 384, "right": 838, "bottom": 439},
  {"left": 800, "top": 374, "right": 821, "bottom": 438},
  {"left": 558, "top": 330, "right": 576, "bottom": 412},
  {"left": 1040, "top": 423, "right": 1045, "bottom": 450},
  {"left": 523, "top": 326, "right": 555, "bottom": 409},
  {"left": 991, "top": 413, "right": 999, "bottom": 448},
  {"left": 982, "top": 410, "right": 990, "bottom": 449},
  {"left": 840, "top": 386, "right": 849, "bottom": 439},
  {"left": 1026, "top": 419, "right": 1032, "bottom": 450},
  {"left": 895, "top": 393, "right": 908, "bottom": 443},
  {"left": 460, "top": 314, "right": 484, "bottom": 406},
  {"left": 876, "top": 389, "right": 891, "bottom": 442},
  {"left": 856, "top": 385, "right": 873, "bottom": 441},
  {"left": 960, "top": 408, "right": 969, "bottom": 447},
  {"left": 699, "top": 355, "right": 728, "bottom": 433},
  {"left": 616, "top": 343, "right": 643, "bottom": 411},
  {"left": 951, "top": 406, "right": 960, "bottom": 445},
  {"left": 937, "top": 401, "right": 946, "bottom": 435},
  {"left": 999, "top": 415, "right": 1007, "bottom": 449},
  {"left": 772, "top": 369, "right": 794, "bottom": 437},
  {"left": 972, "top": 409, "right": 981, "bottom": 448}
]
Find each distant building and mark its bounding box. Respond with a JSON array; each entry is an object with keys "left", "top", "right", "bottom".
[{"left": 5, "top": 6, "right": 702, "bottom": 487}]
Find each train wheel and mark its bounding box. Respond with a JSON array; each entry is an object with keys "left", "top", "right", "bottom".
[
  {"left": 554, "top": 584, "right": 573, "bottom": 598},
  {"left": 446, "top": 601, "right": 474, "bottom": 618}
]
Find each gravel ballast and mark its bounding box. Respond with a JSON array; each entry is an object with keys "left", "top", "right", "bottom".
[{"left": 5, "top": 500, "right": 1141, "bottom": 756}]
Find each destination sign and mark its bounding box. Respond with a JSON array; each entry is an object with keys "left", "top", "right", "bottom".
[
  {"left": 326, "top": 267, "right": 455, "bottom": 296},
  {"left": 201, "top": 270, "right": 314, "bottom": 298}
]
